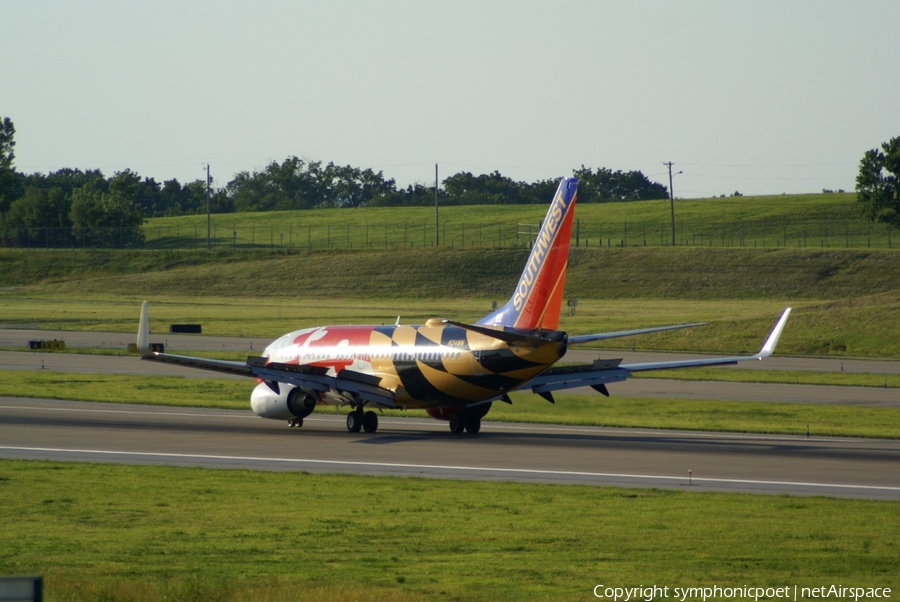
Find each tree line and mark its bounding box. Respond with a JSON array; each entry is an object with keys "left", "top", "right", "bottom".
[
  {"left": 0, "top": 117, "right": 675, "bottom": 247},
  {"left": 12, "top": 121, "right": 897, "bottom": 247}
]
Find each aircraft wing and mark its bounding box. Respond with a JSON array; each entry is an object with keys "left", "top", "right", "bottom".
[
  {"left": 137, "top": 302, "right": 396, "bottom": 408},
  {"left": 248, "top": 358, "right": 396, "bottom": 408},
  {"left": 141, "top": 352, "right": 253, "bottom": 377},
  {"left": 527, "top": 308, "right": 791, "bottom": 400},
  {"left": 141, "top": 351, "right": 396, "bottom": 408}
]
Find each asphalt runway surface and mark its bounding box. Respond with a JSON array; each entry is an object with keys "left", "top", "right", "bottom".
[
  {"left": 1, "top": 398, "right": 898, "bottom": 500},
  {"left": 3, "top": 328, "right": 897, "bottom": 500}
]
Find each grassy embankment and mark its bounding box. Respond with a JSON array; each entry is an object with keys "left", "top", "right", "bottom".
[
  {"left": 137, "top": 191, "right": 897, "bottom": 250},
  {"left": 2, "top": 246, "right": 900, "bottom": 356},
  {"left": 1, "top": 460, "right": 897, "bottom": 602}
]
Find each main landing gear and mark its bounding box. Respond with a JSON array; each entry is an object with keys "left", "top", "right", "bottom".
[
  {"left": 346, "top": 407, "right": 379, "bottom": 434},
  {"left": 449, "top": 412, "right": 481, "bottom": 434}
]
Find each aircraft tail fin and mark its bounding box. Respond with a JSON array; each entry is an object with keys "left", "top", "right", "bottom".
[{"left": 477, "top": 177, "right": 578, "bottom": 330}]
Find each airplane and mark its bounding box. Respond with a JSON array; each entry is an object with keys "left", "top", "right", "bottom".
[{"left": 137, "top": 177, "right": 791, "bottom": 435}]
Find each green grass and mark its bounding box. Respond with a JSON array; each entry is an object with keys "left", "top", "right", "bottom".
[
  {"left": 2, "top": 371, "right": 898, "bottom": 438},
  {"left": 0, "top": 346, "right": 250, "bottom": 361},
  {"left": 5, "top": 247, "right": 900, "bottom": 302},
  {"left": 1, "top": 460, "right": 897, "bottom": 601},
  {"left": 493, "top": 393, "right": 900, "bottom": 439},
  {"left": 136, "top": 192, "right": 899, "bottom": 250},
  {"left": 634, "top": 368, "right": 900, "bottom": 388},
  {"left": 2, "top": 191, "right": 899, "bottom": 360},
  {"left": 0, "top": 372, "right": 250, "bottom": 408},
  {"left": 3, "top": 292, "right": 900, "bottom": 358}
]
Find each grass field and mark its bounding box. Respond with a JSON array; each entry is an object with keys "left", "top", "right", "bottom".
[
  {"left": 1, "top": 460, "right": 897, "bottom": 602},
  {"left": 2, "top": 371, "right": 897, "bottom": 439},
  {"left": 2, "top": 291, "right": 899, "bottom": 358},
  {"left": 133, "top": 192, "right": 900, "bottom": 251}
]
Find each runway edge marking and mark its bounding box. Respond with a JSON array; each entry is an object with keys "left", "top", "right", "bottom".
[{"left": 1, "top": 445, "right": 899, "bottom": 493}]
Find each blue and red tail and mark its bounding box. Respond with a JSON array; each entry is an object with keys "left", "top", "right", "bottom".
[{"left": 477, "top": 177, "right": 578, "bottom": 331}]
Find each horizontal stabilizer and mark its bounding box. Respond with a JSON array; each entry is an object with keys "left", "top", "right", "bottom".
[
  {"left": 443, "top": 320, "right": 558, "bottom": 346},
  {"left": 569, "top": 322, "right": 707, "bottom": 344}
]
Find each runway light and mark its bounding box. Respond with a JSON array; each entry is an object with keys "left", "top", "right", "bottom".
[{"left": 688, "top": 469, "right": 692, "bottom": 485}]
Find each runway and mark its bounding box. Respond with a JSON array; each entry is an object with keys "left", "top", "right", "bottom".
[{"left": 1, "top": 398, "right": 898, "bottom": 500}]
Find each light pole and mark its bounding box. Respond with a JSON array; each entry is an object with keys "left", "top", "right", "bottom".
[
  {"left": 434, "top": 163, "right": 439, "bottom": 247},
  {"left": 206, "top": 164, "right": 211, "bottom": 251},
  {"left": 664, "top": 162, "right": 682, "bottom": 246}
]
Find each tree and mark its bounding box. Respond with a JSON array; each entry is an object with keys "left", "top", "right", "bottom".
[
  {"left": 442, "top": 171, "right": 525, "bottom": 205},
  {"left": 0, "top": 187, "right": 71, "bottom": 247},
  {"left": 69, "top": 175, "right": 145, "bottom": 248},
  {"left": 0, "top": 117, "right": 14, "bottom": 170},
  {"left": 0, "top": 117, "right": 18, "bottom": 214},
  {"left": 573, "top": 166, "right": 668, "bottom": 203},
  {"left": 857, "top": 136, "right": 900, "bottom": 227}
]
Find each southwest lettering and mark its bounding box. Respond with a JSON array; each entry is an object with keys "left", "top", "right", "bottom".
[{"left": 510, "top": 192, "right": 571, "bottom": 315}]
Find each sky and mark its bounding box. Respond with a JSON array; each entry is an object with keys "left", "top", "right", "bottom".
[{"left": 4, "top": 1, "right": 899, "bottom": 198}]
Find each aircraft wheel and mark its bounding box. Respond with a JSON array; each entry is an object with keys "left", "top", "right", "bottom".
[
  {"left": 294, "top": 417, "right": 303, "bottom": 428},
  {"left": 363, "top": 411, "right": 378, "bottom": 433},
  {"left": 465, "top": 415, "right": 481, "bottom": 434},
  {"left": 346, "top": 410, "right": 363, "bottom": 433},
  {"left": 449, "top": 413, "right": 466, "bottom": 434}
]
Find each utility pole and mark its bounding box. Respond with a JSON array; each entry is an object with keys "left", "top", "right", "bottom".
[
  {"left": 664, "top": 162, "right": 682, "bottom": 246},
  {"left": 434, "top": 163, "right": 439, "bottom": 246},
  {"left": 206, "top": 164, "right": 212, "bottom": 250}
]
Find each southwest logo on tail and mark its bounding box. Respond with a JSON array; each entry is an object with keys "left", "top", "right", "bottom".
[
  {"left": 479, "top": 178, "right": 577, "bottom": 330},
  {"left": 138, "top": 177, "right": 791, "bottom": 435}
]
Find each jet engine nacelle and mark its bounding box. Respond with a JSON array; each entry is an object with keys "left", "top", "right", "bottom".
[{"left": 250, "top": 382, "right": 318, "bottom": 420}]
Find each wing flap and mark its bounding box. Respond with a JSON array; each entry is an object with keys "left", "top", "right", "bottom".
[
  {"left": 252, "top": 362, "right": 396, "bottom": 408},
  {"left": 527, "top": 362, "right": 630, "bottom": 394}
]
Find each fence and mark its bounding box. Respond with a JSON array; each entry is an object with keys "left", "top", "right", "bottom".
[{"left": 1, "top": 218, "right": 896, "bottom": 250}]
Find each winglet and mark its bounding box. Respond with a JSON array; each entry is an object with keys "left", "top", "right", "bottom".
[
  {"left": 757, "top": 307, "right": 791, "bottom": 359},
  {"left": 137, "top": 301, "right": 152, "bottom": 357}
]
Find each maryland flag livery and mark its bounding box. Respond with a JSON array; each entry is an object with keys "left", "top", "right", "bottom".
[{"left": 139, "top": 177, "right": 792, "bottom": 435}]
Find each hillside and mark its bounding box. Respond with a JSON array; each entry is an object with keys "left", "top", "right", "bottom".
[
  {"left": 138, "top": 192, "right": 897, "bottom": 250},
  {"left": 2, "top": 192, "right": 899, "bottom": 358},
  {"left": 3, "top": 247, "right": 898, "bottom": 302}
]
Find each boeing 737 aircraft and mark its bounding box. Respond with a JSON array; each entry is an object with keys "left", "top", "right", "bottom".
[{"left": 137, "top": 177, "right": 791, "bottom": 434}]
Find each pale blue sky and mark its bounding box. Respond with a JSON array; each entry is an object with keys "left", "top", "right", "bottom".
[{"left": 4, "top": 1, "right": 899, "bottom": 198}]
